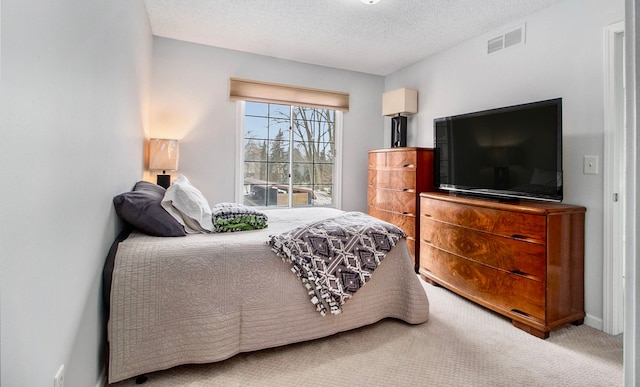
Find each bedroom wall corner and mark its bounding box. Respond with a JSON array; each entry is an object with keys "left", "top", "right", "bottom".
[{"left": 0, "top": 1, "right": 152, "bottom": 387}]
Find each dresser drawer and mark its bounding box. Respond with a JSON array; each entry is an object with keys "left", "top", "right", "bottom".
[
  {"left": 369, "top": 150, "right": 418, "bottom": 168},
  {"left": 421, "top": 246, "right": 545, "bottom": 321},
  {"left": 368, "top": 188, "right": 416, "bottom": 215},
  {"left": 367, "top": 207, "right": 416, "bottom": 239},
  {"left": 368, "top": 206, "right": 416, "bottom": 267},
  {"left": 421, "top": 217, "right": 546, "bottom": 281},
  {"left": 368, "top": 170, "right": 416, "bottom": 191},
  {"left": 368, "top": 152, "right": 386, "bottom": 168},
  {"left": 420, "top": 196, "right": 546, "bottom": 243},
  {"left": 387, "top": 151, "right": 417, "bottom": 168}
]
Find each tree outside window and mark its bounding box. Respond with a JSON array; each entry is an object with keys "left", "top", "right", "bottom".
[{"left": 243, "top": 102, "right": 335, "bottom": 207}]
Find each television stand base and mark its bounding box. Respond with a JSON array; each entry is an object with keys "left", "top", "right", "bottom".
[{"left": 419, "top": 192, "right": 586, "bottom": 339}]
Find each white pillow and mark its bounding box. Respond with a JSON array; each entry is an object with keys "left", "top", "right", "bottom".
[{"left": 161, "top": 175, "right": 214, "bottom": 233}]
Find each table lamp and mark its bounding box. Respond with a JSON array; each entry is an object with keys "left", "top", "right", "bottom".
[{"left": 149, "top": 138, "right": 179, "bottom": 188}]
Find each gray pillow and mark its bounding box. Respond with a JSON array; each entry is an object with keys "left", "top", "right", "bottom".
[
  {"left": 133, "top": 180, "right": 167, "bottom": 195},
  {"left": 113, "top": 182, "right": 186, "bottom": 237}
]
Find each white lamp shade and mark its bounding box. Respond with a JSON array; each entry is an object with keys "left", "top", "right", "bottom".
[
  {"left": 149, "top": 138, "right": 179, "bottom": 171},
  {"left": 382, "top": 88, "right": 418, "bottom": 116}
]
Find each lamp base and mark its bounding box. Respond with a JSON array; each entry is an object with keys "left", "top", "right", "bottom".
[
  {"left": 391, "top": 116, "right": 407, "bottom": 148},
  {"left": 157, "top": 174, "right": 171, "bottom": 189}
]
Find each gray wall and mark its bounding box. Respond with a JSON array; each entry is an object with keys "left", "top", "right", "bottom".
[
  {"left": 384, "top": 0, "right": 624, "bottom": 328},
  {"left": 149, "top": 37, "right": 385, "bottom": 212},
  {"left": 0, "top": 1, "right": 152, "bottom": 386},
  {"left": 624, "top": 0, "right": 638, "bottom": 384}
]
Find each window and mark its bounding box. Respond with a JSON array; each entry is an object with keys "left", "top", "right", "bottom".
[{"left": 240, "top": 101, "right": 340, "bottom": 208}]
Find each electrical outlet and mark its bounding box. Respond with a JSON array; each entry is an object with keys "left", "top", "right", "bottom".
[
  {"left": 54, "top": 364, "right": 64, "bottom": 387},
  {"left": 584, "top": 155, "right": 599, "bottom": 175}
]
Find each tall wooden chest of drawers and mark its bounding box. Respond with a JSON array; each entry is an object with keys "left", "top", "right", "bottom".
[
  {"left": 419, "top": 192, "right": 586, "bottom": 338},
  {"left": 367, "top": 148, "right": 434, "bottom": 270}
]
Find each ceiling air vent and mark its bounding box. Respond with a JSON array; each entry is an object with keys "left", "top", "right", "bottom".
[
  {"left": 487, "top": 36, "right": 504, "bottom": 54},
  {"left": 487, "top": 24, "right": 526, "bottom": 55}
]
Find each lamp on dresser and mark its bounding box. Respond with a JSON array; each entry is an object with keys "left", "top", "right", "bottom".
[
  {"left": 149, "top": 138, "right": 179, "bottom": 188},
  {"left": 382, "top": 88, "right": 418, "bottom": 148}
]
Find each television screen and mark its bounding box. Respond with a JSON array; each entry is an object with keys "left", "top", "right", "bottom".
[{"left": 434, "top": 98, "right": 562, "bottom": 202}]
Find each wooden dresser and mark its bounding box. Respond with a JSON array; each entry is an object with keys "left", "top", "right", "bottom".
[
  {"left": 367, "top": 147, "right": 434, "bottom": 270},
  {"left": 419, "top": 192, "right": 586, "bottom": 338}
]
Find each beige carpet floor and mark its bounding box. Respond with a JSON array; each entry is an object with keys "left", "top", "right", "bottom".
[{"left": 110, "top": 279, "right": 623, "bottom": 387}]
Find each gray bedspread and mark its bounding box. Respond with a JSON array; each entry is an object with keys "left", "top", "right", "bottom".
[{"left": 108, "top": 207, "right": 429, "bottom": 383}]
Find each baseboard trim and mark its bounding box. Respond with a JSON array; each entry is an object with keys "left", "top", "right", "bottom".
[{"left": 585, "top": 313, "right": 604, "bottom": 331}]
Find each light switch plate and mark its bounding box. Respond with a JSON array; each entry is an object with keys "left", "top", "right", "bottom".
[{"left": 584, "top": 155, "right": 599, "bottom": 175}]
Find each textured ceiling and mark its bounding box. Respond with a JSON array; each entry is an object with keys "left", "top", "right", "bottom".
[{"left": 143, "top": 0, "right": 564, "bottom": 76}]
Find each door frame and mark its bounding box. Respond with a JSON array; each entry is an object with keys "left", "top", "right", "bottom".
[{"left": 603, "top": 20, "right": 625, "bottom": 335}]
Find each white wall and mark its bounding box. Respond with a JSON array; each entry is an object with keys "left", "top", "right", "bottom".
[
  {"left": 149, "top": 38, "right": 385, "bottom": 212},
  {"left": 0, "top": 1, "right": 152, "bottom": 386},
  {"left": 624, "top": 0, "right": 638, "bottom": 384},
  {"left": 384, "top": 0, "right": 624, "bottom": 328}
]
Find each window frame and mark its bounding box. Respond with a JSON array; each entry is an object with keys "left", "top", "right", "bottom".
[{"left": 235, "top": 101, "right": 343, "bottom": 209}]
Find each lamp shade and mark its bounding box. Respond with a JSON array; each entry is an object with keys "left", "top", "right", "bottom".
[
  {"left": 149, "top": 139, "right": 179, "bottom": 171},
  {"left": 382, "top": 88, "right": 418, "bottom": 116}
]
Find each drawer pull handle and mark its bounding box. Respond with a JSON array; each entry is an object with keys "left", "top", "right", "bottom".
[
  {"left": 511, "top": 234, "right": 528, "bottom": 240},
  {"left": 402, "top": 164, "right": 414, "bottom": 168},
  {"left": 510, "top": 270, "right": 528, "bottom": 276},
  {"left": 402, "top": 188, "right": 412, "bottom": 192},
  {"left": 402, "top": 211, "right": 413, "bottom": 215}
]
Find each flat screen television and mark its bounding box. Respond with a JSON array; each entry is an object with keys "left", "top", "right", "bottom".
[{"left": 434, "top": 98, "right": 562, "bottom": 202}]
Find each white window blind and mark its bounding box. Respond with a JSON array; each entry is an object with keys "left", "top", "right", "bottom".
[{"left": 229, "top": 77, "right": 349, "bottom": 112}]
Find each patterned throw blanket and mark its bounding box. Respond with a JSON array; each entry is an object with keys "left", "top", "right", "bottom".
[
  {"left": 212, "top": 202, "right": 268, "bottom": 232},
  {"left": 268, "top": 211, "right": 406, "bottom": 316}
]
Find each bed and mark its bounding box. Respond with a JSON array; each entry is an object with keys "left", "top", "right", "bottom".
[{"left": 105, "top": 186, "right": 429, "bottom": 383}]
